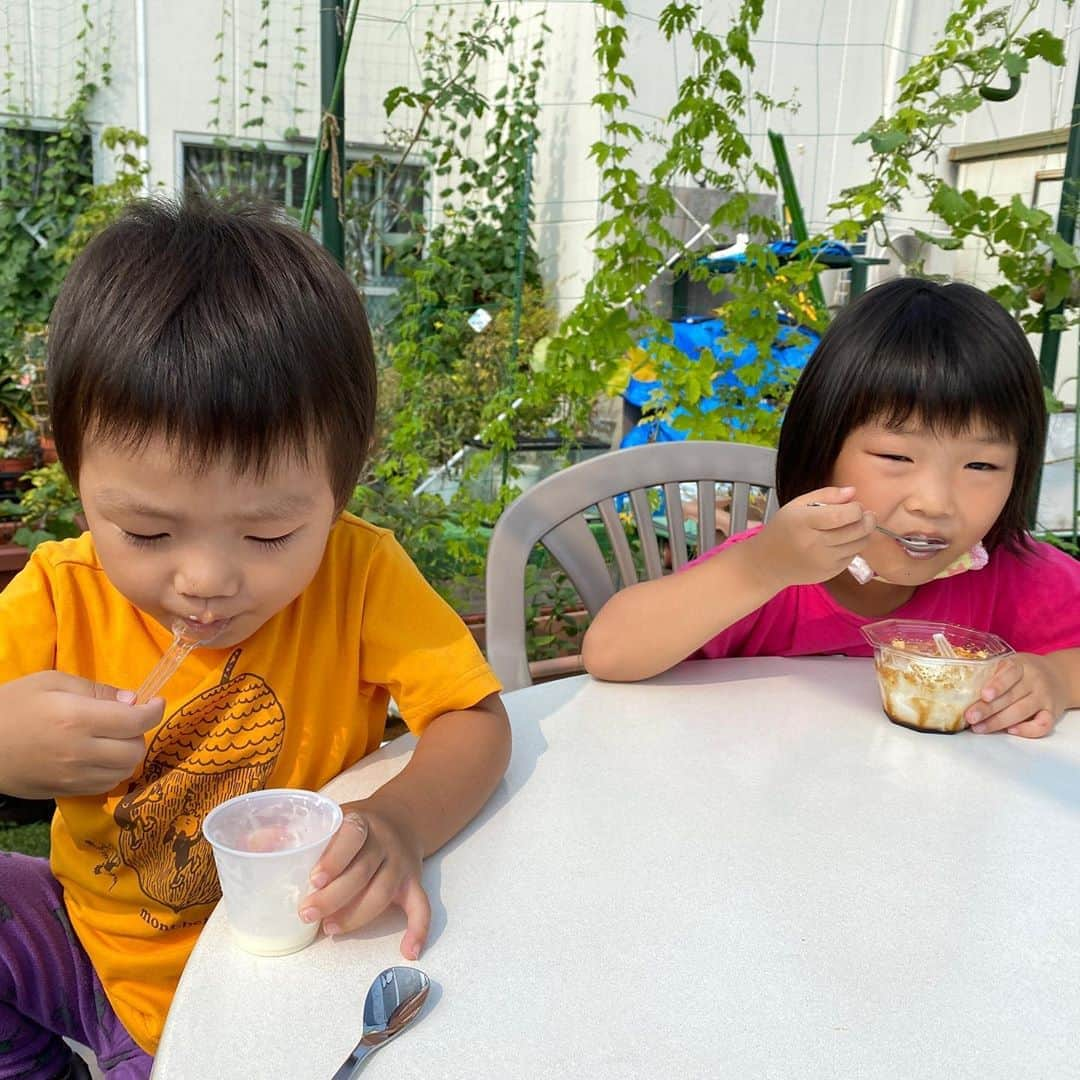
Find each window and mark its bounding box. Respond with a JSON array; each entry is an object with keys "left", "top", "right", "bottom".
[
  {"left": 344, "top": 156, "right": 424, "bottom": 287},
  {"left": 182, "top": 142, "right": 308, "bottom": 211},
  {"left": 0, "top": 123, "right": 93, "bottom": 227},
  {"left": 178, "top": 139, "right": 425, "bottom": 329}
]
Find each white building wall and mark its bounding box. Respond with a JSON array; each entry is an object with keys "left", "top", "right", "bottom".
[{"left": 4, "top": 0, "right": 1080, "bottom": 336}]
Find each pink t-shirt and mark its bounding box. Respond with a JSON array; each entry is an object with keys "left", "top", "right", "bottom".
[{"left": 691, "top": 528, "right": 1080, "bottom": 660}]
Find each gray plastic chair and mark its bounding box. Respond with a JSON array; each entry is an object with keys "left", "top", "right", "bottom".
[{"left": 485, "top": 440, "right": 779, "bottom": 690}]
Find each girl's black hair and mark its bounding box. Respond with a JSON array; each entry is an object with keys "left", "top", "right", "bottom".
[
  {"left": 775, "top": 277, "right": 1046, "bottom": 551},
  {"left": 48, "top": 194, "right": 376, "bottom": 509}
]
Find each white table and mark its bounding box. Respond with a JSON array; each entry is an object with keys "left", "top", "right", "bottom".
[{"left": 154, "top": 657, "right": 1080, "bottom": 1079}]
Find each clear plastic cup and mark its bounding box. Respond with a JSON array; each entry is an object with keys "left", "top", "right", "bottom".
[
  {"left": 861, "top": 619, "right": 1014, "bottom": 734},
  {"left": 203, "top": 788, "right": 343, "bottom": 956}
]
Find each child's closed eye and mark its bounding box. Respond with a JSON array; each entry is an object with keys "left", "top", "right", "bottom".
[
  {"left": 121, "top": 530, "right": 169, "bottom": 547},
  {"left": 247, "top": 531, "right": 298, "bottom": 550}
]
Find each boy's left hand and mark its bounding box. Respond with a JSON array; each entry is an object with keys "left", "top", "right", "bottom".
[
  {"left": 299, "top": 799, "right": 430, "bottom": 960},
  {"left": 965, "top": 652, "right": 1069, "bottom": 738}
]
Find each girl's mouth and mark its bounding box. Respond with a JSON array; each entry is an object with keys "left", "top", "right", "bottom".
[
  {"left": 893, "top": 534, "right": 950, "bottom": 560},
  {"left": 901, "top": 545, "right": 944, "bottom": 561}
]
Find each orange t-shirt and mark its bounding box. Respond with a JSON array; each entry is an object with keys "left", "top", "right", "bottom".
[{"left": 0, "top": 513, "right": 500, "bottom": 1053}]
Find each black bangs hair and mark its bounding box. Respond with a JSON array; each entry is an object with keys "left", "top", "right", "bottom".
[
  {"left": 775, "top": 277, "right": 1047, "bottom": 551},
  {"left": 47, "top": 193, "right": 376, "bottom": 509}
]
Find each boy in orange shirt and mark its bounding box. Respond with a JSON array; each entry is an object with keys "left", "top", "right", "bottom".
[{"left": 0, "top": 197, "right": 510, "bottom": 1079}]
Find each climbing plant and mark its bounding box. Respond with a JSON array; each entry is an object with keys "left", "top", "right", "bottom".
[
  {"left": 0, "top": 85, "right": 95, "bottom": 372},
  {"left": 530, "top": 0, "right": 1078, "bottom": 456},
  {"left": 526, "top": 0, "right": 818, "bottom": 455},
  {"left": 373, "top": 2, "right": 552, "bottom": 500},
  {"left": 832, "top": 0, "right": 1079, "bottom": 335}
]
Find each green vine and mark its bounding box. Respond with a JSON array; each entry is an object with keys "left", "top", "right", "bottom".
[
  {"left": 832, "top": 0, "right": 1078, "bottom": 335},
  {"left": 0, "top": 3, "right": 145, "bottom": 431},
  {"left": 373, "top": 2, "right": 551, "bottom": 502},
  {"left": 207, "top": 1, "right": 232, "bottom": 134},
  {"left": 533, "top": 0, "right": 817, "bottom": 453}
]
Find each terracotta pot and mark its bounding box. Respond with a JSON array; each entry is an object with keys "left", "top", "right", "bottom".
[
  {"left": 39, "top": 436, "right": 58, "bottom": 464},
  {"left": 0, "top": 456, "right": 34, "bottom": 475}
]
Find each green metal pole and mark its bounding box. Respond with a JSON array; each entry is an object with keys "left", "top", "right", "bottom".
[
  {"left": 1037, "top": 64, "right": 1080, "bottom": 391},
  {"left": 318, "top": 2, "right": 346, "bottom": 267},
  {"left": 767, "top": 129, "right": 828, "bottom": 317}
]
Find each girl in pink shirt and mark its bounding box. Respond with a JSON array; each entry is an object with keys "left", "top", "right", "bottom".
[{"left": 582, "top": 277, "right": 1080, "bottom": 737}]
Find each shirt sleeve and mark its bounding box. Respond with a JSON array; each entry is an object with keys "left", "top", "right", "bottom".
[
  {"left": 0, "top": 551, "right": 59, "bottom": 683},
  {"left": 681, "top": 527, "right": 765, "bottom": 659},
  {"left": 356, "top": 533, "right": 502, "bottom": 733},
  {"left": 992, "top": 541, "right": 1080, "bottom": 655}
]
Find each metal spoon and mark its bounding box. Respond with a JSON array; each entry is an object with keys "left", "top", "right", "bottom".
[
  {"left": 805, "top": 503, "right": 948, "bottom": 553},
  {"left": 330, "top": 966, "right": 431, "bottom": 1078},
  {"left": 872, "top": 524, "right": 949, "bottom": 553}
]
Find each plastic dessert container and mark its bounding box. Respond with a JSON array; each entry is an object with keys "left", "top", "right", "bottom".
[{"left": 861, "top": 619, "right": 1013, "bottom": 734}]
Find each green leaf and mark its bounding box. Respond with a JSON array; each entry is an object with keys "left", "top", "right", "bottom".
[
  {"left": 1047, "top": 233, "right": 1080, "bottom": 269},
  {"left": 869, "top": 129, "right": 907, "bottom": 154},
  {"left": 1022, "top": 29, "right": 1066, "bottom": 67},
  {"left": 1003, "top": 52, "right": 1028, "bottom": 77}
]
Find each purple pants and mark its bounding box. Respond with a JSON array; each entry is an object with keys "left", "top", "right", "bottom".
[{"left": 0, "top": 853, "right": 152, "bottom": 1079}]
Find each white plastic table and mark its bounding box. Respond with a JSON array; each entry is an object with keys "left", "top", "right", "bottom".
[{"left": 153, "top": 657, "right": 1080, "bottom": 1079}]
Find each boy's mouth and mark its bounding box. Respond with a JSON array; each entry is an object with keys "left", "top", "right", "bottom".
[{"left": 182, "top": 615, "right": 234, "bottom": 639}]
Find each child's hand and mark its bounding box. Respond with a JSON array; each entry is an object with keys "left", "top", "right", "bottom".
[
  {"left": 0, "top": 672, "right": 163, "bottom": 798},
  {"left": 750, "top": 486, "right": 875, "bottom": 590},
  {"left": 965, "top": 653, "right": 1069, "bottom": 738},
  {"left": 300, "top": 800, "right": 430, "bottom": 960}
]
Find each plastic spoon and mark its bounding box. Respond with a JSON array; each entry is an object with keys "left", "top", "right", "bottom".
[
  {"left": 330, "top": 966, "right": 431, "bottom": 1078},
  {"left": 133, "top": 619, "right": 225, "bottom": 704},
  {"left": 932, "top": 631, "right": 958, "bottom": 659}
]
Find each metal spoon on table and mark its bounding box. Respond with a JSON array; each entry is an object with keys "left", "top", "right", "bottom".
[{"left": 330, "top": 966, "right": 431, "bottom": 1078}]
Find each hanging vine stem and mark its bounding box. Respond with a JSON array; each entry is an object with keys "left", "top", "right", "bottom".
[
  {"left": 207, "top": 1, "right": 231, "bottom": 132},
  {"left": 255, "top": 0, "right": 271, "bottom": 133},
  {"left": 285, "top": 0, "right": 308, "bottom": 139},
  {"left": 237, "top": 0, "right": 272, "bottom": 134},
  {"left": 300, "top": 0, "right": 362, "bottom": 232}
]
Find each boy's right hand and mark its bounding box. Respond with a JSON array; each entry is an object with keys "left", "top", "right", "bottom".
[
  {"left": 748, "top": 485, "right": 875, "bottom": 591},
  {"left": 0, "top": 672, "right": 163, "bottom": 799}
]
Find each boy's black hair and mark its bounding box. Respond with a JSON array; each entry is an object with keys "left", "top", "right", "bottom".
[
  {"left": 48, "top": 194, "right": 376, "bottom": 509},
  {"left": 776, "top": 277, "right": 1047, "bottom": 551}
]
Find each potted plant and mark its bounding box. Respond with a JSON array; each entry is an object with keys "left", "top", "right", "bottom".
[
  {"left": 0, "top": 425, "right": 39, "bottom": 502},
  {"left": 3, "top": 461, "right": 83, "bottom": 552},
  {"left": 17, "top": 328, "right": 56, "bottom": 462}
]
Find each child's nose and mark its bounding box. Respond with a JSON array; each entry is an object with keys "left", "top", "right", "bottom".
[
  {"left": 904, "top": 471, "right": 955, "bottom": 518},
  {"left": 174, "top": 558, "right": 240, "bottom": 602}
]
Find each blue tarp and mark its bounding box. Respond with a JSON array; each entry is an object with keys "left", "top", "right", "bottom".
[
  {"left": 620, "top": 315, "right": 820, "bottom": 447},
  {"left": 698, "top": 239, "right": 853, "bottom": 273}
]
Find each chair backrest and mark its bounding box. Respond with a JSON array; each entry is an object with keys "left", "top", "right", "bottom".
[{"left": 485, "top": 440, "right": 779, "bottom": 690}]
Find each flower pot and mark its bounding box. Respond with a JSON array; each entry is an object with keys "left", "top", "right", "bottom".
[
  {"left": 39, "top": 436, "right": 58, "bottom": 464},
  {"left": 0, "top": 456, "right": 34, "bottom": 499}
]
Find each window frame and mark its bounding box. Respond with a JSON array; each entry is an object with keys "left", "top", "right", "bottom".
[{"left": 175, "top": 132, "right": 426, "bottom": 293}]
